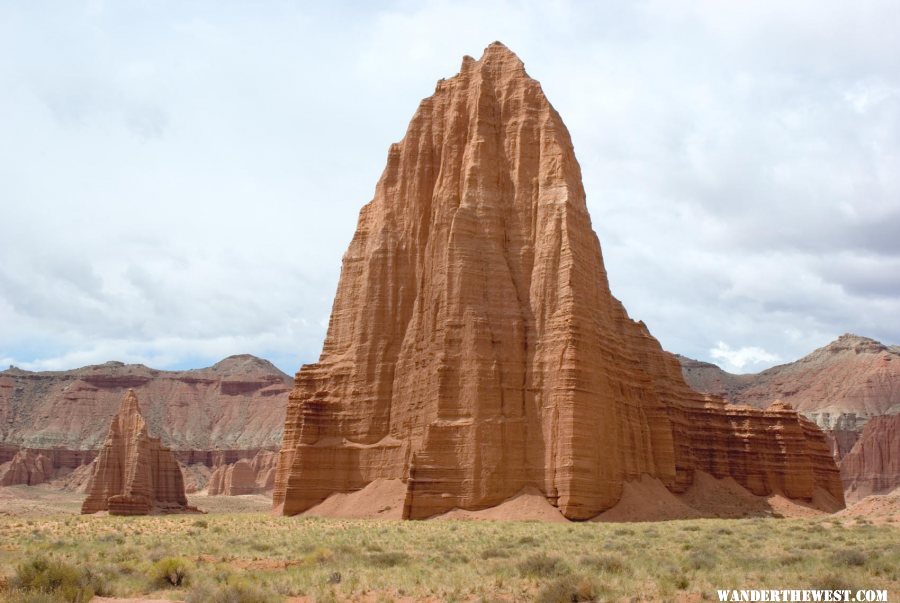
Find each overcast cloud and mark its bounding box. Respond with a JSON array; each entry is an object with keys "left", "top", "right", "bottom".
[{"left": 2, "top": 0, "right": 898, "bottom": 375}]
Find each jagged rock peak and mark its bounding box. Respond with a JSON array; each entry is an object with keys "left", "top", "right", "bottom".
[
  {"left": 818, "top": 333, "right": 891, "bottom": 355},
  {"left": 274, "top": 43, "right": 844, "bottom": 521},
  {"left": 210, "top": 354, "right": 286, "bottom": 375}
]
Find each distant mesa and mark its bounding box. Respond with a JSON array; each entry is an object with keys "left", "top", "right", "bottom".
[
  {"left": 678, "top": 333, "right": 900, "bottom": 419},
  {"left": 81, "top": 389, "right": 197, "bottom": 515},
  {"left": 273, "top": 42, "right": 844, "bottom": 521},
  {"left": 0, "top": 355, "right": 289, "bottom": 451}
]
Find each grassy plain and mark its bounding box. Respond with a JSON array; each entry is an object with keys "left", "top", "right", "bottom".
[{"left": 0, "top": 490, "right": 896, "bottom": 602}]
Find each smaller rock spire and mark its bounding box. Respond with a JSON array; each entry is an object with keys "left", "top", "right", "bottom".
[{"left": 81, "top": 389, "right": 196, "bottom": 515}]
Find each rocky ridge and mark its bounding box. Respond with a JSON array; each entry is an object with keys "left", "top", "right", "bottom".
[
  {"left": 678, "top": 334, "right": 900, "bottom": 422},
  {"left": 0, "top": 355, "right": 289, "bottom": 450}
]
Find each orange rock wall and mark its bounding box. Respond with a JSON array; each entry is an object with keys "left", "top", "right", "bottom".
[
  {"left": 841, "top": 414, "right": 900, "bottom": 501},
  {"left": 207, "top": 450, "right": 277, "bottom": 495},
  {"left": 274, "top": 43, "right": 844, "bottom": 520}
]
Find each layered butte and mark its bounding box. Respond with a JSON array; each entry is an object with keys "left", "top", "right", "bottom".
[{"left": 274, "top": 42, "right": 844, "bottom": 520}]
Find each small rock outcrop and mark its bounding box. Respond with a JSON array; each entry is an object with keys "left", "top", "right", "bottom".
[
  {"left": 81, "top": 390, "right": 194, "bottom": 515},
  {"left": 0, "top": 449, "right": 53, "bottom": 486},
  {"left": 274, "top": 43, "right": 844, "bottom": 520},
  {"left": 841, "top": 414, "right": 900, "bottom": 502},
  {"left": 207, "top": 450, "right": 277, "bottom": 495}
]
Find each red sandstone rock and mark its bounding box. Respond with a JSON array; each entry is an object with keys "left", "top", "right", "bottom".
[
  {"left": 207, "top": 449, "right": 277, "bottom": 495},
  {"left": 273, "top": 43, "right": 844, "bottom": 520},
  {"left": 841, "top": 414, "right": 900, "bottom": 502},
  {"left": 81, "top": 390, "right": 194, "bottom": 515},
  {"left": 0, "top": 449, "right": 53, "bottom": 486}
]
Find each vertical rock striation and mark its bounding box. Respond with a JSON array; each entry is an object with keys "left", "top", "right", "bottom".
[
  {"left": 841, "top": 414, "right": 900, "bottom": 502},
  {"left": 81, "top": 390, "right": 193, "bottom": 515},
  {"left": 207, "top": 449, "right": 277, "bottom": 495},
  {"left": 274, "top": 42, "right": 844, "bottom": 520},
  {"left": 0, "top": 449, "right": 53, "bottom": 486}
]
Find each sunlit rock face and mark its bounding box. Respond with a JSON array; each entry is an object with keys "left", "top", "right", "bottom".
[{"left": 274, "top": 42, "right": 844, "bottom": 520}]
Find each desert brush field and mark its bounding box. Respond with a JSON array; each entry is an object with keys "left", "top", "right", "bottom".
[{"left": 0, "top": 490, "right": 897, "bottom": 603}]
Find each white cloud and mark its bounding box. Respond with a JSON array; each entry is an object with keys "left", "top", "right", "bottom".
[
  {"left": 710, "top": 342, "right": 781, "bottom": 374},
  {"left": 1, "top": 1, "right": 899, "bottom": 374}
]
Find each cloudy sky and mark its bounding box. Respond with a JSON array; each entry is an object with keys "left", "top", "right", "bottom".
[{"left": 2, "top": 1, "right": 898, "bottom": 375}]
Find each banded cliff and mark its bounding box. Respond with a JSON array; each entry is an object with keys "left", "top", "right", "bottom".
[{"left": 274, "top": 43, "right": 843, "bottom": 520}]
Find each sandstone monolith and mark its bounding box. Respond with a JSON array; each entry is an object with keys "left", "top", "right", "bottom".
[
  {"left": 274, "top": 42, "right": 844, "bottom": 520},
  {"left": 81, "top": 390, "right": 193, "bottom": 515}
]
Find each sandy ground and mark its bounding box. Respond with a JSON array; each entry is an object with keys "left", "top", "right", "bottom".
[
  {"left": 836, "top": 489, "right": 900, "bottom": 523},
  {"left": 303, "top": 478, "right": 406, "bottom": 519},
  {"left": 2, "top": 477, "right": 893, "bottom": 522},
  {"left": 436, "top": 487, "right": 568, "bottom": 522},
  {"left": 593, "top": 475, "right": 703, "bottom": 522},
  {"left": 187, "top": 492, "right": 273, "bottom": 514},
  {"left": 0, "top": 484, "right": 84, "bottom": 516},
  {"left": 0, "top": 485, "right": 273, "bottom": 517}
]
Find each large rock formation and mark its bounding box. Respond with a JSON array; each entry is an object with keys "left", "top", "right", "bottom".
[
  {"left": 274, "top": 42, "right": 844, "bottom": 520},
  {"left": 840, "top": 414, "right": 900, "bottom": 502},
  {"left": 0, "top": 355, "right": 289, "bottom": 451},
  {"left": 81, "top": 390, "right": 193, "bottom": 515},
  {"left": 207, "top": 449, "right": 277, "bottom": 495}
]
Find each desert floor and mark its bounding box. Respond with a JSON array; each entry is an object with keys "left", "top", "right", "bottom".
[{"left": 0, "top": 486, "right": 897, "bottom": 603}]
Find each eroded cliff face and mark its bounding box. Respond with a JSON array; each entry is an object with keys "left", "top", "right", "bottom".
[
  {"left": 841, "top": 414, "right": 900, "bottom": 502},
  {"left": 81, "top": 390, "right": 193, "bottom": 515},
  {"left": 274, "top": 42, "right": 844, "bottom": 520},
  {"left": 0, "top": 449, "right": 53, "bottom": 486},
  {"left": 207, "top": 450, "right": 277, "bottom": 496}
]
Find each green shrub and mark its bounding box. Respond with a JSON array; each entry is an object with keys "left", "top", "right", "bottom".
[
  {"left": 579, "top": 553, "right": 626, "bottom": 574},
  {"left": 686, "top": 548, "right": 717, "bottom": 570},
  {"left": 11, "top": 557, "right": 95, "bottom": 602},
  {"left": 831, "top": 548, "right": 867, "bottom": 567},
  {"left": 481, "top": 547, "right": 511, "bottom": 559},
  {"left": 151, "top": 557, "right": 190, "bottom": 587},
  {"left": 535, "top": 574, "right": 600, "bottom": 603},
  {"left": 517, "top": 553, "right": 568, "bottom": 578},
  {"left": 367, "top": 551, "right": 410, "bottom": 567}
]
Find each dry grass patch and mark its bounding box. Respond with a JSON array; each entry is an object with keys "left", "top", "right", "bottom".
[{"left": 0, "top": 507, "right": 897, "bottom": 601}]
